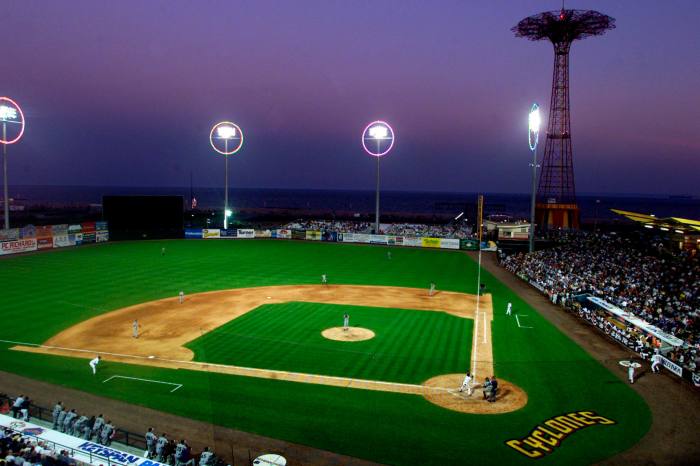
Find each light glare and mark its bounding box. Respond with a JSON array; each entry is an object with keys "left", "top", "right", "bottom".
[
  {"left": 0, "top": 105, "right": 17, "bottom": 120},
  {"left": 217, "top": 126, "right": 237, "bottom": 139},
  {"left": 369, "top": 125, "right": 389, "bottom": 139},
  {"left": 528, "top": 107, "right": 541, "bottom": 132}
]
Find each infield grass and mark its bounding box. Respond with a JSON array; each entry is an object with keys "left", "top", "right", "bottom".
[
  {"left": 187, "top": 302, "right": 473, "bottom": 384},
  {"left": 0, "top": 240, "right": 651, "bottom": 465}
]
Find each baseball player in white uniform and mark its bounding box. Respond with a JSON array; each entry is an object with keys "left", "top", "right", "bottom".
[
  {"left": 321, "top": 274, "right": 328, "bottom": 285},
  {"left": 89, "top": 355, "right": 101, "bottom": 375},
  {"left": 178, "top": 291, "right": 185, "bottom": 304},
  {"left": 343, "top": 313, "right": 350, "bottom": 331},
  {"left": 651, "top": 351, "right": 662, "bottom": 374},
  {"left": 506, "top": 302, "right": 512, "bottom": 316},
  {"left": 429, "top": 283, "right": 436, "bottom": 296},
  {"left": 132, "top": 319, "right": 140, "bottom": 338},
  {"left": 459, "top": 372, "right": 473, "bottom": 395},
  {"left": 628, "top": 362, "right": 636, "bottom": 384}
]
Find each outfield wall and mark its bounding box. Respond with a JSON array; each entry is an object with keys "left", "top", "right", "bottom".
[
  {"left": 0, "top": 222, "right": 108, "bottom": 256},
  {"left": 185, "top": 228, "right": 491, "bottom": 251}
]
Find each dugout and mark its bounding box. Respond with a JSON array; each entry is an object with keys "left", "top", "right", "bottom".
[{"left": 103, "top": 195, "right": 184, "bottom": 240}]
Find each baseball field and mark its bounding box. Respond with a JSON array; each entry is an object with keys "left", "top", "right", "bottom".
[{"left": 0, "top": 239, "right": 651, "bottom": 464}]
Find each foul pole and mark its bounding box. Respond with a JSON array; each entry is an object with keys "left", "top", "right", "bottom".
[{"left": 471, "top": 194, "right": 484, "bottom": 380}]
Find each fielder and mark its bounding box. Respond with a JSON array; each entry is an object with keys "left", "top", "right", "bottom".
[
  {"left": 89, "top": 355, "right": 101, "bottom": 375},
  {"left": 506, "top": 302, "right": 512, "bottom": 316},
  {"left": 458, "top": 371, "right": 473, "bottom": 395},
  {"left": 161, "top": 247, "right": 166, "bottom": 256},
  {"left": 429, "top": 283, "right": 436, "bottom": 296},
  {"left": 651, "top": 350, "right": 662, "bottom": 374},
  {"left": 343, "top": 313, "right": 350, "bottom": 331},
  {"left": 132, "top": 319, "right": 140, "bottom": 338},
  {"left": 178, "top": 291, "right": 185, "bottom": 304},
  {"left": 628, "top": 362, "right": 636, "bottom": 384},
  {"left": 387, "top": 251, "right": 392, "bottom": 260},
  {"left": 321, "top": 274, "right": 328, "bottom": 285}
]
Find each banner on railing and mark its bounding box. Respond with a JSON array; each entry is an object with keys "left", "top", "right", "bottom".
[
  {"left": 660, "top": 356, "right": 683, "bottom": 377},
  {"left": 439, "top": 238, "right": 460, "bottom": 250},
  {"left": 0, "top": 414, "right": 166, "bottom": 466}
]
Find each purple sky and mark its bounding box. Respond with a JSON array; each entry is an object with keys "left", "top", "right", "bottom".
[{"left": 4, "top": 0, "right": 699, "bottom": 195}]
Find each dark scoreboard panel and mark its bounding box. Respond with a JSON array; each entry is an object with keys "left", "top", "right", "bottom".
[{"left": 103, "top": 195, "right": 184, "bottom": 240}]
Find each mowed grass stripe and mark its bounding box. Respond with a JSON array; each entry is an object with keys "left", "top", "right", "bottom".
[{"left": 186, "top": 302, "right": 472, "bottom": 384}]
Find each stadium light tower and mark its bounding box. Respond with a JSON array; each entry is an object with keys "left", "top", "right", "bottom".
[
  {"left": 528, "top": 103, "right": 541, "bottom": 253},
  {"left": 362, "top": 120, "right": 395, "bottom": 234},
  {"left": 0, "top": 97, "right": 26, "bottom": 230},
  {"left": 209, "top": 121, "right": 244, "bottom": 230}
]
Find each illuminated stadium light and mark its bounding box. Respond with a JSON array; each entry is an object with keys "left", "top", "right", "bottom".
[
  {"left": 225, "top": 209, "right": 232, "bottom": 217},
  {"left": 675, "top": 229, "right": 684, "bottom": 234},
  {"left": 455, "top": 212, "right": 464, "bottom": 221},
  {"left": 0, "top": 106, "right": 18, "bottom": 121},
  {"left": 660, "top": 227, "right": 669, "bottom": 231},
  {"left": 217, "top": 125, "right": 237, "bottom": 139},
  {"left": 369, "top": 124, "right": 389, "bottom": 139},
  {"left": 528, "top": 103, "right": 541, "bottom": 151},
  {"left": 644, "top": 224, "right": 654, "bottom": 229},
  {"left": 527, "top": 103, "right": 541, "bottom": 253}
]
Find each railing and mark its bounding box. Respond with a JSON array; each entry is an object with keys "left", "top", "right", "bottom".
[{"left": 1, "top": 423, "right": 128, "bottom": 466}]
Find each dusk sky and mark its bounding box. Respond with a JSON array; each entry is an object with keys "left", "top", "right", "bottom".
[{"left": 4, "top": 0, "right": 699, "bottom": 195}]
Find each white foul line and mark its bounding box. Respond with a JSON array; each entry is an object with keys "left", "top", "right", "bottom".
[
  {"left": 515, "top": 315, "right": 533, "bottom": 329},
  {"left": 103, "top": 375, "right": 182, "bottom": 392}
]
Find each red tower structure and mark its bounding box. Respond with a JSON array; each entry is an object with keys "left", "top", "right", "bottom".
[{"left": 513, "top": 9, "right": 615, "bottom": 229}]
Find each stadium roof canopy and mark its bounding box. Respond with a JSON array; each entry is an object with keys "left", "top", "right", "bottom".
[{"left": 611, "top": 209, "right": 700, "bottom": 233}]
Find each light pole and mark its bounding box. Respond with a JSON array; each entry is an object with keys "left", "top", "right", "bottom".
[
  {"left": 209, "top": 121, "right": 243, "bottom": 230},
  {"left": 362, "top": 121, "right": 395, "bottom": 234},
  {"left": 528, "top": 103, "right": 541, "bottom": 253},
  {"left": 0, "top": 97, "right": 26, "bottom": 230}
]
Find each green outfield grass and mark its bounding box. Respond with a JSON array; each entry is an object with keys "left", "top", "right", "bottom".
[
  {"left": 187, "top": 302, "right": 473, "bottom": 384},
  {"left": 0, "top": 240, "right": 651, "bottom": 465}
]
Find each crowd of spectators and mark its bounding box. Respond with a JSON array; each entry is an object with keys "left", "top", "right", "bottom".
[
  {"left": 501, "top": 231, "right": 700, "bottom": 375},
  {"left": 2, "top": 396, "right": 220, "bottom": 466},
  {"left": 281, "top": 220, "right": 473, "bottom": 238},
  {"left": 1, "top": 427, "right": 84, "bottom": 466}
]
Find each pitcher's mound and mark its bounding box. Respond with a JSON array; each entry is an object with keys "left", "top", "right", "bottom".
[
  {"left": 422, "top": 374, "right": 527, "bottom": 414},
  {"left": 322, "top": 327, "right": 375, "bottom": 342}
]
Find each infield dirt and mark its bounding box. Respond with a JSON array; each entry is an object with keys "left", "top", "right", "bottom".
[{"left": 13, "top": 284, "right": 526, "bottom": 414}]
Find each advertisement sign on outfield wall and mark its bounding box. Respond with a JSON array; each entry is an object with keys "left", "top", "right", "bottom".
[
  {"left": 402, "top": 237, "right": 423, "bottom": 247},
  {"left": 273, "top": 229, "right": 291, "bottom": 239},
  {"left": 184, "top": 229, "right": 202, "bottom": 239},
  {"left": 322, "top": 231, "right": 338, "bottom": 242},
  {"left": 37, "top": 237, "right": 53, "bottom": 249},
  {"left": 96, "top": 231, "right": 109, "bottom": 243},
  {"left": 52, "top": 235, "right": 74, "bottom": 248},
  {"left": 291, "top": 230, "right": 306, "bottom": 240},
  {"left": 421, "top": 237, "right": 441, "bottom": 248},
  {"left": 52, "top": 224, "right": 68, "bottom": 235},
  {"left": 439, "top": 238, "right": 460, "bottom": 250},
  {"left": 305, "top": 230, "right": 322, "bottom": 241},
  {"left": 370, "top": 234, "right": 388, "bottom": 244},
  {"left": 219, "top": 229, "right": 237, "bottom": 238},
  {"left": 202, "top": 229, "right": 221, "bottom": 239},
  {"left": 255, "top": 230, "right": 272, "bottom": 238},
  {"left": 0, "top": 228, "right": 20, "bottom": 241},
  {"left": 237, "top": 229, "right": 255, "bottom": 239},
  {"left": 96, "top": 221, "right": 108, "bottom": 232},
  {"left": 0, "top": 238, "right": 37, "bottom": 255}
]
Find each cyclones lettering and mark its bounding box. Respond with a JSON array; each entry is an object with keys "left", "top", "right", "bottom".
[{"left": 505, "top": 411, "right": 616, "bottom": 459}]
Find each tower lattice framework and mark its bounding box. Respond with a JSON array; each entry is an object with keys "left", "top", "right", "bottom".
[{"left": 513, "top": 9, "right": 615, "bottom": 229}]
